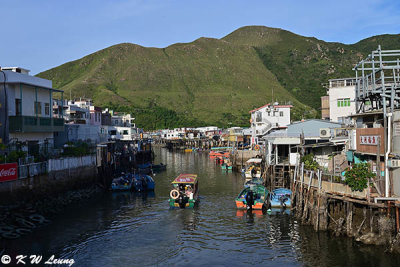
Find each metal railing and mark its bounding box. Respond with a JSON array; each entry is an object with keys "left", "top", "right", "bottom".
[
  {"left": 18, "top": 162, "right": 48, "bottom": 179},
  {"left": 9, "top": 116, "right": 64, "bottom": 132},
  {"left": 353, "top": 46, "right": 400, "bottom": 113}
]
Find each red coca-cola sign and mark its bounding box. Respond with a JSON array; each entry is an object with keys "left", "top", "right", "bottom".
[{"left": 0, "top": 163, "right": 18, "bottom": 182}]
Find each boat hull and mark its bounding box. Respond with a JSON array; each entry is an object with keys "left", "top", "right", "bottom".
[
  {"left": 111, "top": 185, "right": 132, "bottom": 191},
  {"left": 169, "top": 198, "right": 198, "bottom": 208},
  {"left": 235, "top": 201, "right": 264, "bottom": 210},
  {"left": 133, "top": 174, "right": 155, "bottom": 191},
  {"left": 269, "top": 188, "right": 292, "bottom": 209},
  {"left": 221, "top": 164, "right": 232, "bottom": 170},
  {"left": 235, "top": 185, "right": 268, "bottom": 210}
]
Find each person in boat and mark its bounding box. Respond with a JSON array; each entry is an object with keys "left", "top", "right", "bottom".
[
  {"left": 251, "top": 166, "right": 257, "bottom": 178},
  {"left": 185, "top": 185, "right": 194, "bottom": 200},
  {"left": 141, "top": 175, "right": 148, "bottom": 189},
  {"left": 245, "top": 190, "right": 255, "bottom": 211}
]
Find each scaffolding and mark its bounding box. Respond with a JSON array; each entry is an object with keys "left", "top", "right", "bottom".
[
  {"left": 353, "top": 45, "right": 400, "bottom": 114},
  {"left": 353, "top": 45, "right": 400, "bottom": 198}
]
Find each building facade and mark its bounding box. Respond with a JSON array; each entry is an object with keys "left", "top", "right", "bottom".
[
  {"left": 0, "top": 67, "right": 64, "bottom": 146},
  {"left": 323, "top": 78, "right": 357, "bottom": 123},
  {"left": 249, "top": 102, "right": 292, "bottom": 144}
]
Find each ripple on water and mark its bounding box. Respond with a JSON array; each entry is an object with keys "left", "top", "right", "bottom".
[{"left": 10, "top": 149, "right": 400, "bottom": 267}]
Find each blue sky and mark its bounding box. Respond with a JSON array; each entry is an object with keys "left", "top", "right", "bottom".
[{"left": 1, "top": 0, "right": 399, "bottom": 74}]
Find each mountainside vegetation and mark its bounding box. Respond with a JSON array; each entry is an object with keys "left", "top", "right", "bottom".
[{"left": 38, "top": 26, "right": 400, "bottom": 130}]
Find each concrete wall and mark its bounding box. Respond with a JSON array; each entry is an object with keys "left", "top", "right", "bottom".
[{"left": 0, "top": 165, "right": 98, "bottom": 204}]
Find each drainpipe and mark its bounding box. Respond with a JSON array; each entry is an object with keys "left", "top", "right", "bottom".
[{"left": 385, "top": 113, "right": 392, "bottom": 197}]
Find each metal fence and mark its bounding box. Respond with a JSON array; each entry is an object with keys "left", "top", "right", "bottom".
[
  {"left": 16, "top": 155, "right": 96, "bottom": 179},
  {"left": 18, "top": 162, "right": 48, "bottom": 179},
  {"left": 48, "top": 155, "right": 96, "bottom": 172}
]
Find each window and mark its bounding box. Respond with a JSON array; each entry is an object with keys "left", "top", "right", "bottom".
[
  {"left": 115, "top": 120, "right": 118, "bottom": 125},
  {"left": 15, "top": 99, "right": 21, "bottom": 116},
  {"left": 44, "top": 103, "right": 50, "bottom": 116},
  {"left": 337, "top": 98, "right": 351, "bottom": 107},
  {"left": 256, "top": 112, "right": 262, "bottom": 122},
  {"left": 279, "top": 111, "right": 283, "bottom": 117},
  {"left": 123, "top": 130, "right": 129, "bottom": 135},
  {"left": 34, "top": 102, "right": 42, "bottom": 116}
]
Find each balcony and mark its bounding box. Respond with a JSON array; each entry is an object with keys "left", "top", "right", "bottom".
[{"left": 9, "top": 116, "right": 64, "bottom": 133}]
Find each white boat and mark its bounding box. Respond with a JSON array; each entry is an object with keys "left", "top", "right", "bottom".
[{"left": 244, "top": 158, "right": 262, "bottom": 180}]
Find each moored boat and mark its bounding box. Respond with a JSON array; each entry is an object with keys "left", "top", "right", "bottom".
[
  {"left": 235, "top": 184, "right": 268, "bottom": 210},
  {"left": 244, "top": 177, "right": 263, "bottom": 187},
  {"left": 111, "top": 173, "right": 134, "bottom": 191},
  {"left": 221, "top": 157, "right": 233, "bottom": 170},
  {"left": 244, "top": 158, "right": 262, "bottom": 179},
  {"left": 169, "top": 174, "right": 199, "bottom": 208},
  {"left": 268, "top": 188, "right": 292, "bottom": 209},
  {"left": 209, "top": 151, "right": 230, "bottom": 158},
  {"left": 133, "top": 174, "right": 155, "bottom": 192}
]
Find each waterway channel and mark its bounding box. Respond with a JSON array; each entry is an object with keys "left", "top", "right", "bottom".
[{"left": 3, "top": 148, "right": 400, "bottom": 266}]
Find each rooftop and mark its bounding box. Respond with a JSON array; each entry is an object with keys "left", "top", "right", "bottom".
[{"left": 249, "top": 103, "right": 293, "bottom": 113}]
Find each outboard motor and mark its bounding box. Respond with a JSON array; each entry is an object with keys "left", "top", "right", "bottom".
[
  {"left": 245, "top": 190, "right": 255, "bottom": 211},
  {"left": 141, "top": 176, "right": 148, "bottom": 190},
  {"left": 279, "top": 195, "right": 288, "bottom": 209},
  {"left": 178, "top": 194, "right": 188, "bottom": 209}
]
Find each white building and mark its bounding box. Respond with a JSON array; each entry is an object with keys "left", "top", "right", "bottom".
[
  {"left": 249, "top": 102, "right": 292, "bottom": 144},
  {"left": 107, "top": 111, "right": 137, "bottom": 141},
  {"left": 0, "top": 67, "right": 64, "bottom": 146},
  {"left": 325, "top": 78, "right": 357, "bottom": 123},
  {"left": 195, "top": 126, "right": 220, "bottom": 138}
]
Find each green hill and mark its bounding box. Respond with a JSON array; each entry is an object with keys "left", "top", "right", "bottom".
[
  {"left": 37, "top": 26, "right": 400, "bottom": 129},
  {"left": 224, "top": 26, "right": 400, "bottom": 110}
]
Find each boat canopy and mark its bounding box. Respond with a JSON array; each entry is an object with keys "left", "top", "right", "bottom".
[
  {"left": 172, "top": 174, "right": 198, "bottom": 184},
  {"left": 246, "top": 158, "right": 262, "bottom": 164}
]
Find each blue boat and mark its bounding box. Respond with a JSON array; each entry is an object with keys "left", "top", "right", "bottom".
[
  {"left": 244, "top": 177, "right": 263, "bottom": 187},
  {"left": 133, "top": 174, "right": 155, "bottom": 191},
  {"left": 137, "top": 163, "right": 153, "bottom": 175},
  {"left": 111, "top": 173, "right": 134, "bottom": 191},
  {"left": 268, "top": 188, "right": 292, "bottom": 209}
]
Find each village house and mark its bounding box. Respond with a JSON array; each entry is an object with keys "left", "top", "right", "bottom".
[
  {"left": 263, "top": 119, "right": 344, "bottom": 168},
  {"left": 321, "top": 78, "right": 357, "bottom": 123},
  {"left": 249, "top": 102, "right": 292, "bottom": 145},
  {"left": 108, "top": 111, "right": 137, "bottom": 141},
  {"left": 53, "top": 99, "right": 107, "bottom": 146},
  {"left": 0, "top": 67, "right": 64, "bottom": 153}
]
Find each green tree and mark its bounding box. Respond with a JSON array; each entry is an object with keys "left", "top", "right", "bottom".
[{"left": 344, "top": 163, "right": 375, "bottom": 192}]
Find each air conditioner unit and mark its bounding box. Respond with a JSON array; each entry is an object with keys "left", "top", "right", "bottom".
[
  {"left": 320, "top": 128, "right": 331, "bottom": 138},
  {"left": 387, "top": 159, "right": 400, "bottom": 168}
]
